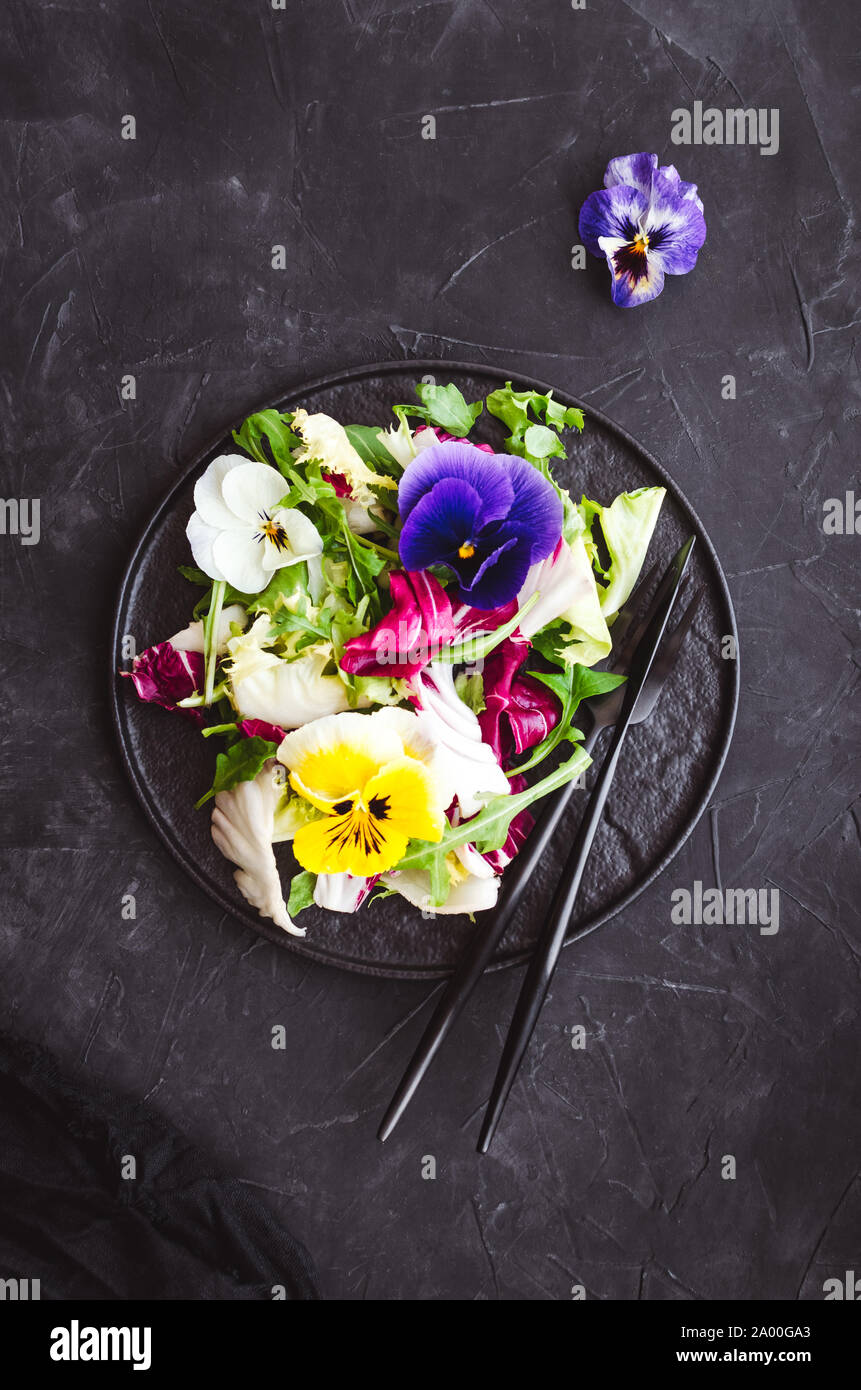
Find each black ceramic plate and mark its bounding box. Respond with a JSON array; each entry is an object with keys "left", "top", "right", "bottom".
[{"left": 111, "top": 361, "right": 738, "bottom": 979}]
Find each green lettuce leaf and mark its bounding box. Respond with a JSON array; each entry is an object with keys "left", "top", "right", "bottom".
[
  {"left": 486, "top": 382, "right": 584, "bottom": 464},
  {"left": 538, "top": 532, "right": 613, "bottom": 669},
  {"left": 582, "top": 486, "right": 665, "bottom": 621}
]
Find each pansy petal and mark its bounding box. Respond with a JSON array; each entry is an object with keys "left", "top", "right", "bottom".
[
  {"left": 457, "top": 537, "right": 533, "bottom": 610},
  {"left": 505, "top": 456, "right": 564, "bottom": 563},
  {"left": 446, "top": 531, "right": 518, "bottom": 594},
  {"left": 642, "top": 170, "right": 707, "bottom": 275},
  {"left": 278, "top": 711, "right": 404, "bottom": 793},
  {"left": 211, "top": 529, "right": 270, "bottom": 593},
  {"left": 261, "top": 514, "right": 325, "bottom": 572},
  {"left": 598, "top": 235, "right": 666, "bottom": 307},
  {"left": 578, "top": 184, "right": 649, "bottom": 256},
  {"left": 289, "top": 771, "right": 361, "bottom": 816},
  {"left": 193, "top": 454, "right": 250, "bottom": 531},
  {"left": 657, "top": 163, "right": 704, "bottom": 212},
  {"left": 293, "top": 810, "right": 409, "bottom": 877},
  {"left": 221, "top": 460, "right": 289, "bottom": 524},
  {"left": 186, "top": 511, "right": 227, "bottom": 582},
  {"left": 278, "top": 506, "right": 324, "bottom": 556},
  {"left": 399, "top": 477, "right": 485, "bottom": 571},
  {"left": 397, "top": 441, "right": 512, "bottom": 521},
  {"left": 603, "top": 151, "right": 659, "bottom": 197},
  {"left": 364, "top": 758, "right": 446, "bottom": 841},
  {"left": 259, "top": 505, "right": 324, "bottom": 572}
]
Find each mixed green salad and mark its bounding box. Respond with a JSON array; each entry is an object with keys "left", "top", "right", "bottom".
[{"left": 124, "top": 380, "right": 664, "bottom": 935}]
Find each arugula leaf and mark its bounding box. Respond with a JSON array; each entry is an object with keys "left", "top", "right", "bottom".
[
  {"left": 275, "top": 463, "right": 346, "bottom": 539},
  {"left": 395, "top": 382, "right": 483, "bottom": 438},
  {"left": 195, "top": 736, "right": 279, "bottom": 809},
  {"left": 512, "top": 664, "right": 626, "bottom": 775},
  {"left": 396, "top": 748, "right": 592, "bottom": 904},
  {"left": 344, "top": 425, "right": 402, "bottom": 477},
  {"left": 340, "top": 519, "right": 386, "bottom": 618},
  {"left": 531, "top": 622, "right": 568, "bottom": 668},
  {"left": 287, "top": 870, "right": 316, "bottom": 918},
  {"left": 232, "top": 410, "right": 301, "bottom": 474},
  {"left": 178, "top": 563, "right": 212, "bottom": 587}
]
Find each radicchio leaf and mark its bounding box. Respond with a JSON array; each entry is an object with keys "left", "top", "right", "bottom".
[
  {"left": 477, "top": 637, "right": 561, "bottom": 764},
  {"left": 339, "top": 570, "right": 457, "bottom": 678},
  {"left": 123, "top": 641, "right": 204, "bottom": 725}
]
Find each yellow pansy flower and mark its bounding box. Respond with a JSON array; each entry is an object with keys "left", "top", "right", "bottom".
[{"left": 277, "top": 710, "right": 446, "bottom": 877}]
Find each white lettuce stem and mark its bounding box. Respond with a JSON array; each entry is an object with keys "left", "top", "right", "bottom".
[
  {"left": 178, "top": 681, "right": 227, "bottom": 709},
  {"left": 202, "top": 580, "right": 226, "bottom": 706}
]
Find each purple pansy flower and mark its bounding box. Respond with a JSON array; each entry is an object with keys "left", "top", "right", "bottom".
[
  {"left": 579, "top": 152, "right": 706, "bottom": 307},
  {"left": 397, "top": 441, "right": 563, "bottom": 610}
]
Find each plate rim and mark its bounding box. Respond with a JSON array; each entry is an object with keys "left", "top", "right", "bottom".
[{"left": 109, "top": 358, "right": 740, "bottom": 979}]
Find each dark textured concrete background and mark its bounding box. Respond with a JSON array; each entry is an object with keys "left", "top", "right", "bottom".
[{"left": 1, "top": 0, "right": 858, "bottom": 1300}]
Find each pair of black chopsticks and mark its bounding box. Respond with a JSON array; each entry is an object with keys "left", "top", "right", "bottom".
[{"left": 379, "top": 536, "right": 695, "bottom": 1151}]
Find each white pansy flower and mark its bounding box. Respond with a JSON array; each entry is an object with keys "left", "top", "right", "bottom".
[
  {"left": 292, "top": 409, "right": 397, "bottom": 508},
  {"left": 186, "top": 454, "right": 322, "bottom": 594}
]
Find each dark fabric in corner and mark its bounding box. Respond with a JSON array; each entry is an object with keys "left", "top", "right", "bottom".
[{"left": 0, "top": 1033, "right": 320, "bottom": 1300}]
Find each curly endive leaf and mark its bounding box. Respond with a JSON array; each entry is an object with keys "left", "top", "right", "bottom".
[{"left": 211, "top": 761, "right": 304, "bottom": 936}]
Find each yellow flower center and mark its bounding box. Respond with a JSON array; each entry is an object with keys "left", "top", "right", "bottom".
[
  {"left": 632, "top": 234, "right": 649, "bottom": 254},
  {"left": 458, "top": 541, "right": 475, "bottom": 559},
  {"left": 259, "top": 511, "right": 289, "bottom": 552}
]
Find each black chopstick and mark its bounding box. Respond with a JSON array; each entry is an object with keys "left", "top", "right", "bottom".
[
  {"left": 377, "top": 541, "right": 690, "bottom": 1143},
  {"left": 377, "top": 721, "right": 602, "bottom": 1142},
  {"left": 476, "top": 536, "right": 695, "bottom": 1152}
]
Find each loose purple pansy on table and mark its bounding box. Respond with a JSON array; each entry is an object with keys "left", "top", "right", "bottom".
[
  {"left": 579, "top": 151, "right": 707, "bottom": 306},
  {"left": 123, "top": 380, "right": 668, "bottom": 936}
]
